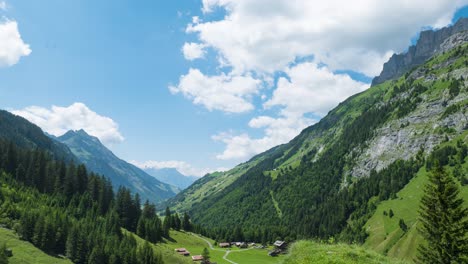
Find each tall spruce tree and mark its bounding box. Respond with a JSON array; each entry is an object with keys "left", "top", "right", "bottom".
[
  {"left": 201, "top": 247, "right": 210, "bottom": 264},
  {"left": 0, "top": 243, "right": 9, "bottom": 264},
  {"left": 182, "top": 212, "right": 192, "bottom": 232},
  {"left": 417, "top": 163, "right": 468, "bottom": 263}
]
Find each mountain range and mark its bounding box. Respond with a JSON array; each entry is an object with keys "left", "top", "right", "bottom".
[
  {"left": 56, "top": 129, "right": 179, "bottom": 203},
  {"left": 0, "top": 17, "right": 467, "bottom": 263},
  {"left": 143, "top": 167, "right": 198, "bottom": 190},
  {"left": 163, "top": 18, "right": 468, "bottom": 260}
]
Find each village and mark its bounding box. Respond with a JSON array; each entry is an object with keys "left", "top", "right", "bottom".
[{"left": 174, "top": 240, "right": 288, "bottom": 263}]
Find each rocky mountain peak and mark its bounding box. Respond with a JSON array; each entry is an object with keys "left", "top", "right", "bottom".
[{"left": 371, "top": 17, "right": 468, "bottom": 86}]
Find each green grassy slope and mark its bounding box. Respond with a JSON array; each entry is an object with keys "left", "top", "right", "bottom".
[
  {"left": 0, "top": 228, "right": 71, "bottom": 264},
  {"left": 364, "top": 133, "right": 468, "bottom": 261},
  {"left": 281, "top": 240, "right": 409, "bottom": 264}
]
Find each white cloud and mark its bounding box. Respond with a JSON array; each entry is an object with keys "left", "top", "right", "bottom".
[
  {"left": 0, "top": 20, "right": 31, "bottom": 67},
  {"left": 182, "top": 42, "right": 207, "bottom": 60},
  {"left": 265, "top": 62, "right": 368, "bottom": 116},
  {"left": 12, "top": 102, "right": 124, "bottom": 146},
  {"left": 130, "top": 160, "right": 227, "bottom": 177},
  {"left": 169, "top": 68, "right": 261, "bottom": 113},
  {"left": 177, "top": 0, "right": 466, "bottom": 161},
  {"left": 214, "top": 62, "right": 367, "bottom": 160},
  {"left": 189, "top": 0, "right": 465, "bottom": 76},
  {"left": 0, "top": 2, "right": 6, "bottom": 10},
  {"left": 213, "top": 114, "right": 315, "bottom": 160}
]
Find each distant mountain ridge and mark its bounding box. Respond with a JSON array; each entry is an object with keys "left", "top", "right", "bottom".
[
  {"left": 57, "top": 129, "right": 179, "bottom": 203},
  {"left": 372, "top": 17, "right": 468, "bottom": 86},
  {"left": 0, "top": 110, "right": 75, "bottom": 161},
  {"left": 143, "top": 167, "right": 198, "bottom": 190}
]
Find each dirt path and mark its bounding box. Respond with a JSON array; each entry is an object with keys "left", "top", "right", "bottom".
[{"left": 190, "top": 233, "right": 252, "bottom": 264}]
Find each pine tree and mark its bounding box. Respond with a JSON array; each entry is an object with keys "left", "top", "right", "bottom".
[
  {"left": 201, "top": 247, "right": 210, "bottom": 264},
  {"left": 162, "top": 207, "right": 172, "bottom": 237},
  {"left": 87, "top": 247, "right": 105, "bottom": 264},
  {"left": 0, "top": 243, "right": 8, "bottom": 264},
  {"left": 417, "top": 163, "right": 468, "bottom": 263},
  {"left": 173, "top": 213, "right": 181, "bottom": 231},
  {"left": 137, "top": 241, "right": 161, "bottom": 264},
  {"left": 182, "top": 212, "right": 192, "bottom": 232}
]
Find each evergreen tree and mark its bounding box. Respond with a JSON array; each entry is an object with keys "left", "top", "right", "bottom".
[
  {"left": 417, "top": 163, "right": 468, "bottom": 263},
  {"left": 0, "top": 243, "right": 9, "bottom": 264},
  {"left": 201, "top": 247, "right": 210, "bottom": 264},
  {"left": 137, "top": 241, "right": 162, "bottom": 264},
  {"left": 173, "top": 213, "right": 181, "bottom": 231},
  {"left": 162, "top": 207, "right": 172, "bottom": 237},
  {"left": 87, "top": 247, "right": 105, "bottom": 264},
  {"left": 182, "top": 212, "right": 192, "bottom": 232}
]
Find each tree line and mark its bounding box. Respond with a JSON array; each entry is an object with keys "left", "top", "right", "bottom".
[{"left": 0, "top": 139, "right": 196, "bottom": 263}]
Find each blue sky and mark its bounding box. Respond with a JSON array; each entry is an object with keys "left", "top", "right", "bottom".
[{"left": 0, "top": 0, "right": 467, "bottom": 176}]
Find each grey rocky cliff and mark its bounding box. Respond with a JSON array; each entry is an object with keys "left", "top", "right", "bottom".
[
  {"left": 351, "top": 68, "right": 468, "bottom": 178},
  {"left": 372, "top": 18, "right": 468, "bottom": 86}
]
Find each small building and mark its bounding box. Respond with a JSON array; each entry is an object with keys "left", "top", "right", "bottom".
[
  {"left": 273, "top": 240, "right": 287, "bottom": 249},
  {"left": 175, "top": 248, "right": 190, "bottom": 256},
  {"left": 192, "top": 255, "right": 204, "bottom": 261},
  {"left": 219, "top": 242, "right": 231, "bottom": 248}
]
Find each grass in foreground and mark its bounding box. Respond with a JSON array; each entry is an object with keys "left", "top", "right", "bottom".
[
  {"left": 281, "top": 241, "right": 409, "bottom": 264},
  {"left": 0, "top": 228, "right": 71, "bottom": 264}
]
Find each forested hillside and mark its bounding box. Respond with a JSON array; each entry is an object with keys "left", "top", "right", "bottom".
[
  {"left": 0, "top": 138, "right": 170, "bottom": 263},
  {"left": 0, "top": 113, "right": 200, "bottom": 263},
  {"left": 0, "top": 110, "right": 75, "bottom": 162},
  {"left": 168, "top": 31, "right": 468, "bottom": 246}
]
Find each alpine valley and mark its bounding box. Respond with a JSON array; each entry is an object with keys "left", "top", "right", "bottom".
[
  {"left": 163, "top": 18, "right": 468, "bottom": 262},
  {"left": 0, "top": 8, "right": 467, "bottom": 264}
]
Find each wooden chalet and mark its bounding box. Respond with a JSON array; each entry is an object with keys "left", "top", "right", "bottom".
[
  {"left": 219, "top": 242, "right": 231, "bottom": 248},
  {"left": 273, "top": 240, "right": 287, "bottom": 249},
  {"left": 192, "top": 255, "right": 204, "bottom": 261},
  {"left": 175, "top": 248, "right": 190, "bottom": 256}
]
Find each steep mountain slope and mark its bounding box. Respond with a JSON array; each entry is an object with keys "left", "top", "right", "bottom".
[
  {"left": 0, "top": 110, "right": 75, "bottom": 161},
  {"left": 143, "top": 167, "right": 198, "bottom": 190},
  {"left": 168, "top": 21, "right": 468, "bottom": 244},
  {"left": 57, "top": 129, "right": 179, "bottom": 203},
  {"left": 363, "top": 132, "right": 468, "bottom": 261}
]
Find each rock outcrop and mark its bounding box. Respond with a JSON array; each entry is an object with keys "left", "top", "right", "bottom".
[{"left": 372, "top": 17, "right": 468, "bottom": 86}]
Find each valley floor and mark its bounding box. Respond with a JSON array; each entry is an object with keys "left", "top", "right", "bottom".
[{"left": 146, "top": 230, "right": 285, "bottom": 264}]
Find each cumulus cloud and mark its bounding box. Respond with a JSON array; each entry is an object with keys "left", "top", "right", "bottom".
[
  {"left": 214, "top": 62, "right": 367, "bottom": 160},
  {"left": 176, "top": 0, "right": 466, "bottom": 161},
  {"left": 0, "top": 20, "right": 31, "bottom": 67},
  {"left": 190, "top": 0, "right": 465, "bottom": 76},
  {"left": 169, "top": 68, "right": 261, "bottom": 113},
  {"left": 130, "top": 160, "right": 227, "bottom": 177},
  {"left": 265, "top": 62, "right": 368, "bottom": 116},
  {"left": 12, "top": 103, "right": 124, "bottom": 146},
  {"left": 182, "top": 42, "right": 207, "bottom": 60},
  {"left": 213, "top": 114, "right": 315, "bottom": 160}
]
